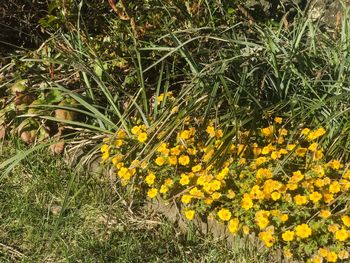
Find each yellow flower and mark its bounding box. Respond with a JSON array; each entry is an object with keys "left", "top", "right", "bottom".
[
  {"left": 301, "top": 128, "right": 310, "bottom": 136},
  {"left": 157, "top": 142, "right": 169, "bottom": 155},
  {"left": 293, "top": 170, "right": 304, "bottom": 181},
  {"left": 318, "top": 248, "right": 329, "bottom": 257},
  {"left": 314, "top": 150, "right": 324, "bottom": 160},
  {"left": 280, "top": 214, "right": 289, "bottom": 222},
  {"left": 187, "top": 147, "right": 197, "bottom": 155},
  {"left": 319, "top": 210, "right": 331, "bottom": 219},
  {"left": 341, "top": 215, "right": 350, "bottom": 227},
  {"left": 216, "top": 129, "right": 223, "bottom": 138},
  {"left": 227, "top": 190, "right": 236, "bottom": 199},
  {"left": 309, "top": 191, "right": 322, "bottom": 203},
  {"left": 181, "top": 194, "right": 192, "bottom": 204},
  {"left": 274, "top": 117, "right": 282, "bottom": 124},
  {"left": 147, "top": 188, "right": 158, "bottom": 199},
  {"left": 112, "top": 155, "right": 123, "bottom": 165},
  {"left": 261, "top": 126, "right": 274, "bottom": 137},
  {"left": 114, "top": 139, "right": 123, "bottom": 147},
  {"left": 282, "top": 230, "right": 294, "bottom": 241},
  {"left": 259, "top": 231, "right": 275, "bottom": 247},
  {"left": 241, "top": 194, "right": 253, "bottom": 210},
  {"left": 131, "top": 125, "right": 141, "bottom": 135},
  {"left": 145, "top": 172, "right": 156, "bottom": 186},
  {"left": 101, "top": 150, "right": 110, "bottom": 161},
  {"left": 170, "top": 146, "right": 181, "bottom": 156},
  {"left": 179, "top": 174, "right": 190, "bottom": 185},
  {"left": 180, "top": 130, "right": 191, "bottom": 140},
  {"left": 284, "top": 249, "right": 293, "bottom": 259},
  {"left": 159, "top": 185, "right": 169, "bottom": 194},
  {"left": 155, "top": 156, "right": 166, "bottom": 166},
  {"left": 271, "top": 191, "right": 281, "bottom": 201},
  {"left": 256, "top": 168, "right": 273, "bottom": 180},
  {"left": 308, "top": 142, "right": 318, "bottom": 152},
  {"left": 335, "top": 228, "right": 348, "bottom": 241},
  {"left": 294, "top": 195, "right": 308, "bottom": 205},
  {"left": 287, "top": 144, "right": 296, "bottom": 151},
  {"left": 329, "top": 181, "right": 340, "bottom": 193},
  {"left": 312, "top": 255, "right": 323, "bottom": 263},
  {"left": 137, "top": 132, "right": 147, "bottom": 143},
  {"left": 184, "top": 210, "right": 195, "bottom": 221},
  {"left": 164, "top": 178, "right": 174, "bottom": 187},
  {"left": 178, "top": 155, "right": 190, "bottom": 166},
  {"left": 243, "top": 225, "right": 250, "bottom": 235},
  {"left": 116, "top": 129, "right": 127, "bottom": 139},
  {"left": 206, "top": 125, "right": 215, "bottom": 137},
  {"left": 271, "top": 151, "right": 281, "bottom": 160},
  {"left": 255, "top": 216, "right": 269, "bottom": 229},
  {"left": 279, "top": 128, "right": 288, "bottom": 136},
  {"left": 338, "top": 250, "right": 349, "bottom": 260},
  {"left": 217, "top": 208, "right": 231, "bottom": 221},
  {"left": 211, "top": 192, "right": 221, "bottom": 200},
  {"left": 326, "top": 251, "right": 337, "bottom": 263},
  {"left": 191, "top": 164, "right": 202, "bottom": 173},
  {"left": 228, "top": 218, "right": 239, "bottom": 233},
  {"left": 328, "top": 160, "right": 341, "bottom": 170},
  {"left": 168, "top": 155, "right": 178, "bottom": 165},
  {"left": 295, "top": 147, "right": 307, "bottom": 157},
  {"left": 295, "top": 224, "right": 312, "bottom": 238},
  {"left": 328, "top": 224, "right": 339, "bottom": 233},
  {"left": 157, "top": 93, "right": 164, "bottom": 103}
]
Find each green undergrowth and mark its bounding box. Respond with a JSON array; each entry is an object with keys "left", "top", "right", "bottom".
[{"left": 0, "top": 140, "right": 272, "bottom": 263}]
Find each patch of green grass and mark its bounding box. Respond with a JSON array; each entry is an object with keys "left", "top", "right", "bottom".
[{"left": 0, "top": 141, "right": 273, "bottom": 262}]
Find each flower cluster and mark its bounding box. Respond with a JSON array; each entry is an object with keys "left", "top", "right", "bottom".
[{"left": 101, "top": 114, "right": 350, "bottom": 262}]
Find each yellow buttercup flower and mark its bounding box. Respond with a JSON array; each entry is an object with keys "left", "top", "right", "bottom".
[
  {"left": 319, "top": 210, "right": 331, "bottom": 219},
  {"left": 184, "top": 210, "right": 195, "bottom": 221},
  {"left": 338, "top": 250, "right": 349, "bottom": 260},
  {"left": 309, "top": 191, "right": 322, "bottom": 203},
  {"left": 181, "top": 194, "right": 192, "bottom": 204},
  {"left": 228, "top": 218, "right": 239, "bottom": 233},
  {"left": 334, "top": 228, "right": 348, "bottom": 241},
  {"left": 328, "top": 160, "right": 341, "bottom": 170},
  {"left": 179, "top": 174, "right": 190, "bottom": 186},
  {"left": 170, "top": 146, "right": 181, "bottom": 156},
  {"left": 329, "top": 181, "right": 340, "bottom": 193},
  {"left": 147, "top": 188, "right": 158, "bottom": 199},
  {"left": 191, "top": 164, "right": 202, "bottom": 173},
  {"left": 168, "top": 155, "right": 178, "bottom": 165},
  {"left": 178, "top": 155, "right": 190, "bottom": 166},
  {"left": 341, "top": 215, "right": 350, "bottom": 227},
  {"left": 241, "top": 194, "right": 253, "bottom": 210},
  {"left": 259, "top": 231, "right": 275, "bottom": 247},
  {"left": 295, "top": 224, "right": 312, "bottom": 238},
  {"left": 282, "top": 230, "right": 294, "bottom": 241},
  {"left": 155, "top": 156, "right": 166, "bottom": 166},
  {"left": 137, "top": 132, "right": 148, "bottom": 143},
  {"left": 227, "top": 189, "right": 236, "bottom": 199},
  {"left": 217, "top": 208, "right": 231, "bottom": 221},
  {"left": 159, "top": 185, "right": 169, "bottom": 194},
  {"left": 294, "top": 195, "right": 308, "bottom": 205},
  {"left": 328, "top": 224, "right": 339, "bottom": 233},
  {"left": 326, "top": 251, "right": 337, "bottom": 263},
  {"left": 206, "top": 125, "right": 215, "bottom": 137},
  {"left": 131, "top": 125, "right": 141, "bottom": 135},
  {"left": 180, "top": 130, "right": 191, "bottom": 140},
  {"left": 261, "top": 126, "right": 274, "bottom": 137},
  {"left": 271, "top": 191, "right": 281, "bottom": 201},
  {"left": 145, "top": 172, "right": 156, "bottom": 185},
  {"left": 274, "top": 117, "right": 282, "bottom": 124}
]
